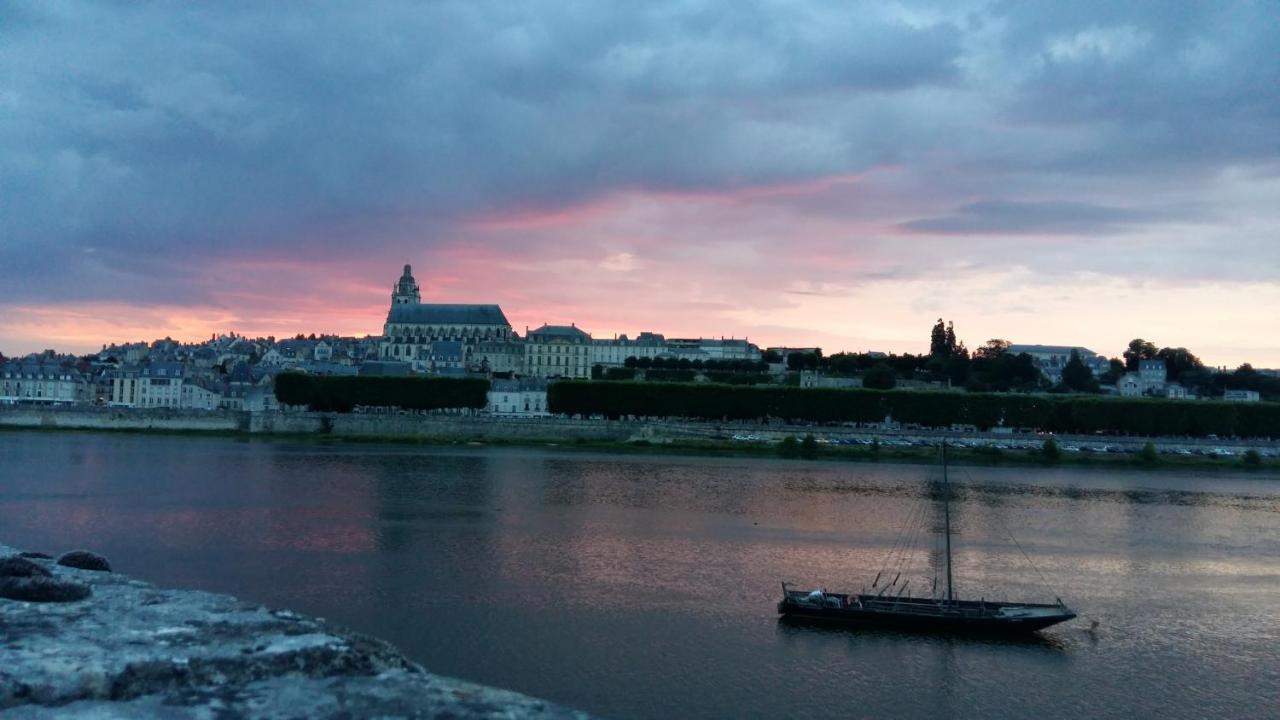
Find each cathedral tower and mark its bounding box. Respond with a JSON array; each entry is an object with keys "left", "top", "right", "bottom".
[{"left": 392, "top": 264, "right": 421, "bottom": 305}]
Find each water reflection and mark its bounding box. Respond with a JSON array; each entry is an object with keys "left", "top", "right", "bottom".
[{"left": 1, "top": 433, "right": 1277, "bottom": 720}]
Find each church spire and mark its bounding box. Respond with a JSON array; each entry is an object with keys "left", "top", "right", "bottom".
[{"left": 392, "top": 263, "right": 421, "bottom": 305}]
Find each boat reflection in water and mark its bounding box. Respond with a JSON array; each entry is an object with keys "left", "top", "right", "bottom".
[{"left": 778, "top": 444, "right": 1078, "bottom": 634}]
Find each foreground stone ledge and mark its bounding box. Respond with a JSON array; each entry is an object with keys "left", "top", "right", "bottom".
[{"left": 0, "top": 543, "right": 594, "bottom": 719}]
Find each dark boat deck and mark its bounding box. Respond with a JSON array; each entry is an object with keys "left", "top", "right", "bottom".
[{"left": 778, "top": 586, "right": 1076, "bottom": 633}]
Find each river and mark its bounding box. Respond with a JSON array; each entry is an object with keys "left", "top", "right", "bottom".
[{"left": 1, "top": 430, "right": 1277, "bottom": 719}]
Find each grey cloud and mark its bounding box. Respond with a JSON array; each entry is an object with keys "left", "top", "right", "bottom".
[
  {"left": 0, "top": 0, "right": 1276, "bottom": 309},
  {"left": 896, "top": 199, "right": 1202, "bottom": 235},
  {"left": 986, "top": 0, "right": 1280, "bottom": 174}
]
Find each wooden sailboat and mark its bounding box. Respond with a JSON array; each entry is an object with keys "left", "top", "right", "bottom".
[{"left": 777, "top": 443, "right": 1076, "bottom": 633}]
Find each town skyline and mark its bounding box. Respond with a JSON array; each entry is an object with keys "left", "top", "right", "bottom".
[
  {"left": 0, "top": 259, "right": 1269, "bottom": 372},
  {"left": 3, "top": 2, "right": 1278, "bottom": 367}
]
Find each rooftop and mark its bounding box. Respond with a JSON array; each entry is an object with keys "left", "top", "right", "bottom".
[
  {"left": 1007, "top": 344, "right": 1100, "bottom": 357},
  {"left": 528, "top": 324, "right": 590, "bottom": 339},
  {"left": 386, "top": 304, "right": 510, "bottom": 327}
]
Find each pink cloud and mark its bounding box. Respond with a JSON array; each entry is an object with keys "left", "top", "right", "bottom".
[{"left": 4, "top": 169, "right": 1276, "bottom": 369}]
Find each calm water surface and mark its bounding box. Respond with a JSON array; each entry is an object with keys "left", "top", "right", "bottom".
[{"left": 2, "top": 431, "right": 1277, "bottom": 719}]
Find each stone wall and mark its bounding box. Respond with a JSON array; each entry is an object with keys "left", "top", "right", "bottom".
[
  {"left": 3, "top": 406, "right": 1275, "bottom": 454},
  {"left": 0, "top": 406, "right": 247, "bottom": 432},
  {"left": 0, "top": 543, "right": 593, "bottom": 719}
]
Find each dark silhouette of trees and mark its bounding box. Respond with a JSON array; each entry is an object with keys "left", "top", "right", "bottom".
[
  {"left": 786, "top": 351, "right": 821, "bottom": 371},
  {"left": 930, "top": 319, "right": 948, "bottom": 357},
  {"left": 274, "top": 374, "right": 488, "bottom": 412},
  {"left": 548, "top": 381, "right": 1280, "bottom": 437},
  {"left": 1156, "top": 347, "right": 1204, "bottom": 381},
  {"left": 1061, "top": 350, "right": 1099, "bottom": 393},
  {"left": 862, "top": 363, "right": 897, "bottom": 389},
  {"left": 976, "top": 339, "right": 1010, "bottom": 360},
  {"left": 1123, "top": 339, "right": 1158, "bottom": 370},
  {"left": 1100, "top": 358, "right": 1126, "bottom": 385}
]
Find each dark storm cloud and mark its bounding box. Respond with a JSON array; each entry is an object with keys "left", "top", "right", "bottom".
[{"left": 0, "top": 0, "right": 1276, "bottom": 310}]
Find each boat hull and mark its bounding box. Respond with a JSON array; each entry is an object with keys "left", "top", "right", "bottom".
[{"left": 777, "top": 595, "right": 1076, "bottom": 634}]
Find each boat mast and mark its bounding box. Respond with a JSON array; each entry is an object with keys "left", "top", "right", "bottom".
[{"left": 942, "top": 442, "right": 954, "bottom": 604}]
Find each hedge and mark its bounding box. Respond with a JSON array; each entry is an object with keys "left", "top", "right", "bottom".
[
  {"left": 546, "top": 381, "right": 1280, "bottom": 438},
  {"left": 275, "top": 373, "right": 489, "bottom": 412}
]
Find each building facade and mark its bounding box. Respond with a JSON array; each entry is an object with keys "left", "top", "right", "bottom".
[
  {"left": 0, "top": 363, "right": 91, "bottom": 404},
  {"left": 589, "top": 332, "right": 667, "bottom": 368},
  {"left": 379, "top": 264, "right": 515, "bottom": 373},
  {"left": 525, "top": 324, "right": 592, "bottom": 379},
  {"left": 486, "top": 378, "right": 550, "bottom": 416},
  {"left": 666, "top": 338, "right": 761, "bottom": 362}
]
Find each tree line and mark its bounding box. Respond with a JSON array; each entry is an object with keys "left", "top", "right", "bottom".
[
  {"left": 547, "top": 381, "right": 1280, "bottom": 438},
  {"left": 274, "top": 373, "right": 489, "bottom": 412},
  {"left": 769, "top": 320, "right": 1278, "bottom": 400}
]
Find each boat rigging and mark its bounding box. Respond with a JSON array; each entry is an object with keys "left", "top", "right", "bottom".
[{"left": 777, "top": 443, "right": 1077, "bottom": 633}]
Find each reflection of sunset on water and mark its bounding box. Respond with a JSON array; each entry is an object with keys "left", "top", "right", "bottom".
[{"left": 3, "top": 433, "right": 1278, "bottom": 719}]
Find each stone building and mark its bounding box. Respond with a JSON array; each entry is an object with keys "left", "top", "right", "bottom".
[
  {"left": 379, "top": 264, "right": 515, "bottom": 372},
  {"left": 525, "top": 324, "right": 592, "bottom": 379},
  {"left": 590, "top": 332, "right": 666, "bottom": 368},
  {"left": 471, "top": 339, "right": 526, "bottom": 375},
  {"left": 486, "top": 378, "right": 550, "bottom": 416},
  {"left": 665, "top": 337, "right": 761, "bottom": 362},
  {"left": 1139, "top": 359, "right": 1168, "bottom": 386},
  {"left": 112, "top": 362, "right": 188, "bottom": 408},
  {"left": 0, "top": 362, "right": 91, "bottom": 404}
]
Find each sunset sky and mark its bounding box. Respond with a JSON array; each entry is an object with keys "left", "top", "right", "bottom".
[{"left": 2, "top": 1, "right": 1278, "bottom": 366}]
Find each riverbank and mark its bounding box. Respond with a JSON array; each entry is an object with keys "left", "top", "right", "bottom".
[
  {"left": 6, "top": 424, "right": 1274, "bottom": 473},
  {"left": 0, "top": 542, "right": 593, "bottom": 718},
  {"left": 488, "top": 436, "right": 1280, "bottom": 471},
  {"left": 2, "top": 407, "right": 1276, "bottom": 472}
]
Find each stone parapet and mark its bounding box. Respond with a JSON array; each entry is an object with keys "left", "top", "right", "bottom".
[{"left": 0, "top": 543, "right": 593, "bottom": 719}]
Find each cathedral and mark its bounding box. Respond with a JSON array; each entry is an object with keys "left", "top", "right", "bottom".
[{"left": 380, "top": 265, "right": 523, "bottom": 373}]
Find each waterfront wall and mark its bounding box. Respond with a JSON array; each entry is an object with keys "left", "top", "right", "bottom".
[
  {"left": 1, "top": 406, "right": 1275, "bottom": 453},
  {"left": 0, "top": 542, "right": 592, "bottom": 718},
  {"left": 0, "top": 407, "right": 661, "bottom": 443},
  {"left": 0, "top": 406, "right": 247, "bottom": 432}
]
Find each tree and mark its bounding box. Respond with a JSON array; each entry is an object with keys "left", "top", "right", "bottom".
[
  {"left": 779, "top": 436, "right": 800, "bottom": 458},
  {"left": 800, "top": 434, "right": 819, "bottom": 459},
  {"left": 1138, "top": 442, "right": 1158, "bottom": 464},
  {"left": 786, "top": 352, "right": 819, "bottom": 371},
  {"left": 976, "top": 339, "right": 1010, "bottom": 360},
  {"left": 1042, "top": 437, "right": 1060, "bottom": 462},
  {"left": 762, "top": 349, "right": 782, "bottom": 363},
  {"left": 930, "top": 319, "right": 948, "bottom": 357},
  {"left": 1156, "top": 347, "right": 1203, "bottom": 381},
  {"left": 1123, "top": 339, "right": 1158, "bottom": 370},
  {"left": 863, "top": 363, "right": 897, "bottom": 390},
  {"left": 1100, "top": 358, "right": 1126, "bottom": 385},
  {"left": 1061, "top": 350, "right": 1099, "bottom": 393}
]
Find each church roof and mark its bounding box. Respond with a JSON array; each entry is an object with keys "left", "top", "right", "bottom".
[{"left": 386, "top": 304, "right": 510, "bottom": 327}]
